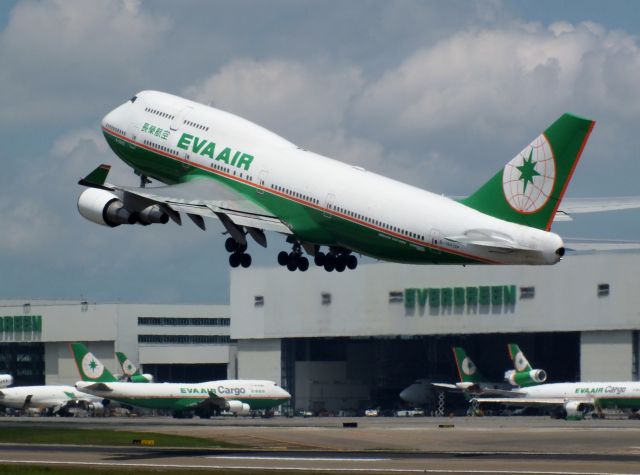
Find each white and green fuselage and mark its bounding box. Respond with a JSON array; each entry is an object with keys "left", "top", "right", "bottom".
[
  {"left": 99, "top": 91, "right": 593, "bottom": 265},
  {"left": 75, "top": 379, "right": 290, "bottom": 412},
  {"left": 516, "top": 382, "right": 640, "bottom": 410}
]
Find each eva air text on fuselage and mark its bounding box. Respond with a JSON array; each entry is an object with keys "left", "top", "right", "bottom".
[{"left": 177, "top": 133, "right": 254, "bottom": 171}]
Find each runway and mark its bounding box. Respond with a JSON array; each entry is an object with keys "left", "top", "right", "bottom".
[{"left": 1, "top": 416, "right": 639, "bottom": 473}]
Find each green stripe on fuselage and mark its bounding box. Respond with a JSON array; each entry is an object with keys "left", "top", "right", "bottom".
[
  {"left": 109, "top": 396, "right": 290, "bottom": 411},
  {"left": 103, "top": 131, "right": 481, "bottom": 264}
]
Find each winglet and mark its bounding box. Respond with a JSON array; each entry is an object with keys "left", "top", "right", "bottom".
[{"left": 78, "top": 164, "right": 111, "bottom": 188}]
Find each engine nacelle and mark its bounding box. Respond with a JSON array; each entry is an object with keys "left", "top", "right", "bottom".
[
  {"left": 226, "top": 400, "right": 251, "bottom": 415},
  {"left": 563, "top": 400, "right": 590, "bottom": 419},
  {"left": 138, "top": 205, "right": 169, "bottom": 225},
  {"left": 0, "top": 374, "right": 13, "bottom": 388},
  {"left": 505, "top": 369, "right": 547, "bottom": 387},
  {"left": 88, "top": 401, "right": 105, "bottom": 414},
  {"left": 77, "top": 188, "right": 138, "bottom": 227},
  {"left": 130, "top": 374, "right": 154, "bottom": 383}
]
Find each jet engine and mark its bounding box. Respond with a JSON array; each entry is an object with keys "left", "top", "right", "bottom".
[
  {"left": 130, "top": 373, "right": 154, "bottom": 383},
  {"left": 226, "top": 400, "right": 251, "bottom": 415},
  {"left": 562, "top": 400, "right": 591, "bottom": 419},
  {"left": 88, "top": 401, "right": 105, "bottom": 415},
  {"left": 505, "top": 369, "right": 547, "bottom": 387},
  {"left": 77, "top": 188, "right": 138, "bottom": 227}
]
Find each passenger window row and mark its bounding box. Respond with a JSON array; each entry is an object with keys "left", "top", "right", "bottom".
[
  {"left": 145, "top": 107, "right": 175, "bottom": 120},
  {"left": 143, "top": 139, "right": 179, "bottom": 158},
  {"left": 271, "top": 184, "right": 320, "bottom": 205},
  {"left": 104, "top": 123, "right": 126, "bottom": 137},
  {"left": 327, "top": 203, "right": 424, "bottom": 240},
  {"left": 184, "top": 120, "right": 209, "bottom": 132}
]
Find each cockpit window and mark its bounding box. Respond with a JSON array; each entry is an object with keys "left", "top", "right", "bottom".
[{"left": 130, "top": 95, "right": 137, "bottom": 103}]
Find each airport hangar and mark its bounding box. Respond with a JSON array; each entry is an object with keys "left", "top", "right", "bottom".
[{"left": 1, "top": 249, "right": 639, "bottom": 413}]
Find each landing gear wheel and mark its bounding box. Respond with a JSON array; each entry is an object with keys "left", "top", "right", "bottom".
[
  {"left": 225, "top": 237, "right": 238, "bottom": 253},
  {"left": 324, "top": 259, "right": 335, "bottom": 272},
  {"left": 335, "top": 255, "right": 347, "bottom": 272},
  {"left": 314, "top": 252, "right": 325, "bottom": 266},
  {"left": 240, "top": 253, "right": 252, "bottom": 268},
  {"left": 278, "top": 251, "right": 289, "bottom": 266},
  {"left": 229, "top": 253, "right": 241, "bottom": 268},
  {"left": 346, "top": 255, "right": 358, "bottom": 270},
  {"left": 286, "top": 255, "right": 298, "bottom": 272},
  {"left": 297, "top": 256, "right": 309, "bottom": 272}
]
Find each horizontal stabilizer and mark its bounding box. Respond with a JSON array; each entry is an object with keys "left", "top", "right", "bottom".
[{"left": 564, "top": 238, "right": 640, "bottom": 253}]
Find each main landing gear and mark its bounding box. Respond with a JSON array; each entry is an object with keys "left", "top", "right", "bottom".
[
  {"left": 314, "top": 248, "right": 357, "bottom": 272},
  {"left": 277, "top": 242, "right": 358, "bottom": 273},
  {"left": 225, "top": 237, "right": 252, "bottom": 268},
  {"left": 277, "top": 241, "right": 309, "bottom": 272}
]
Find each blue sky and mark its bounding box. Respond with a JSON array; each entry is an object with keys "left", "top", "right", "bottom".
[{"left": 0, "top": 0, "right": 639, "bottom": 303}]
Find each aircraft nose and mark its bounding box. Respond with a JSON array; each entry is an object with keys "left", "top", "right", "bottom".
[{"left": 101, "top": 102, "right": 129, "bottom": 132}]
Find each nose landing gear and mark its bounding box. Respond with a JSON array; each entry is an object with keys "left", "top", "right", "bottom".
[{"left": 226, "top": 237, "right": 252, "bottom": 268}]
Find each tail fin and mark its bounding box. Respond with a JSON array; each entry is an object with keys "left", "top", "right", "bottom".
[
  {"left": 70, "top": 342, "right": 117, "bottom": 382},
  {"left": 461, "top": 114, "right": 595, "bottom": 231},
  {"left": 116, "top": 352, "right": 151, "bottom": 383},
  {"left": 116, "top": 352, "right": 140, "bottom": 377},
  {"left": 452, "top": 347, "right": 487, "bottom": 383},
  {"left": 508, "top": 343, "right": 532, "bottom": 372}
]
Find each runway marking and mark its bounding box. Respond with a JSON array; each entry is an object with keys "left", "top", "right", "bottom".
[
  {"left": 206, "top": 455, "right": 389, "bottom": 461},
  {"left": 0, "top": 459, "right": 636, "bottom": 474}
]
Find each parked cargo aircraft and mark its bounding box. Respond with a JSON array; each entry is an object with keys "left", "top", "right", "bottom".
[
  {"left": 71, "top": 343, "right": 290, "bottom": 417},
  {"left": 503, "top": 343, "right": 547, "bottom": 387},
  {"left": 432, "top": 347, "right": 514, "bottom": 396},
  {"left": 115, "top": 351, "right": 153, "bottom": 383},
  {"left": 77, "top": 90, "right": 640, "bottom": 272},
  {"left": 473, "top": 381, "right": 640, "bottom": 419},
  {"left": 0, "top": 385, "right": 104, "bottom": 416}
]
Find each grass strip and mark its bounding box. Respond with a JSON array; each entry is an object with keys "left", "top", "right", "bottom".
[{"left": 0, "top": 427, "right": 238, "bottom": 448}]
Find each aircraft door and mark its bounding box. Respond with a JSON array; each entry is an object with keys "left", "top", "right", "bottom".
[
  {"left": 324, "top": 193, "right": 335, "bottom": 218},
  {"left": 170, "top": 106, "right": 193, "bottom": 131},
  {"left": 257, "top": 170, "right": 268, "bottom": 194},
  {"left": 430, "top": 228, "right": 442, "bottom": 253}
]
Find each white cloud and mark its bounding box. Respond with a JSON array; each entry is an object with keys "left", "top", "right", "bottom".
[
  {"left": 183, "top": 58, "right": 365, "bottom": 146},
  {"left": 352, "top": 21, "right": 640, "bottom": 143},
  {"left": 0, "top": 0, "right": 171, "bottom": 125}
]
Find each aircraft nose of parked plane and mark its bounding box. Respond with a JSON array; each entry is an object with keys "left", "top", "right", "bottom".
[{"left": 279, "top": 386, "right": 292, "bottom": 400}]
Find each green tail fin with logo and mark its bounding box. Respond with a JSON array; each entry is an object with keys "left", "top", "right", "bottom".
[
  {"left": 508, "top": 343, "right": 532, "bottom": 372},
  {"left": 116, "top": 352, "right": 140, "bottom": 377},
  {"left": 70, "top": 342, "right": 117, "bottom": 382},
  {"left": 461, "top": 114, "right": 595, "bottom": 231},
  {"left": 452, "top": 347, "right": 487, "bottom": 383},
  {"left": 116, "top": 351, "right": 151, "bottom": 383}
]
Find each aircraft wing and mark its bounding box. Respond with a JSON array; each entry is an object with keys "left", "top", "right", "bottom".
[
  {"left": 554, "top": 197, "right": 640, "bottom": 222},
  {"left": 79, "top": 165, "right": 292, "bottom": 236},
  {"left": 432, "top": 383, "right": 524, "bottom": 397},
  {"left": 80, "top": 383, "right": 113, "bottom": 392},
  {"left": 431, "top": 383, "right": 459, "bottom": 391}
]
